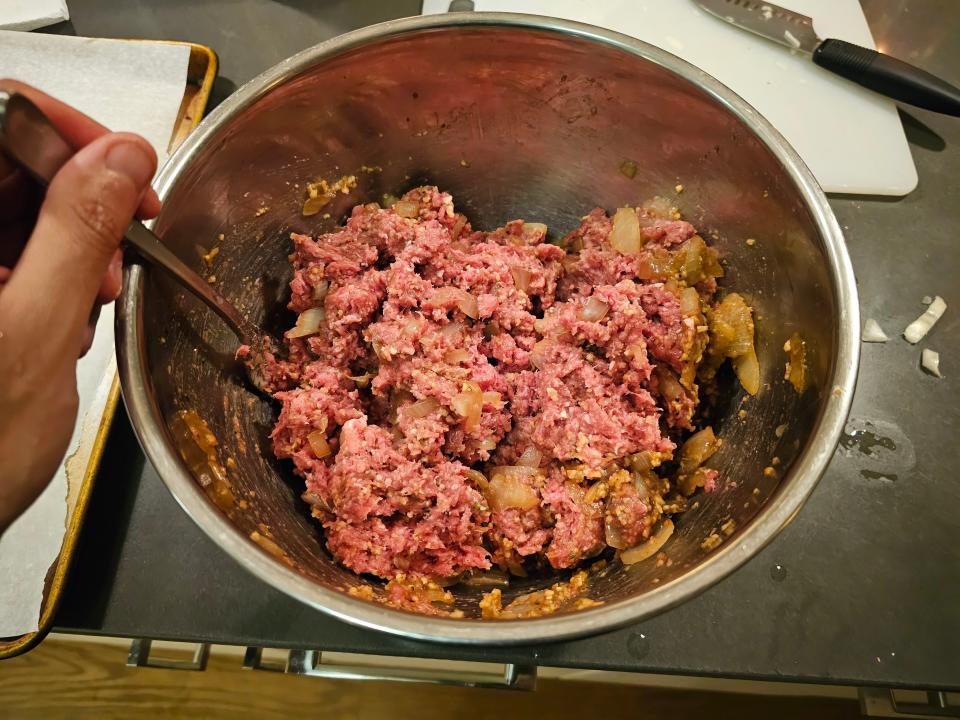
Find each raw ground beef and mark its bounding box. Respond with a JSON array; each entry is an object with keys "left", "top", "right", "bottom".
[{"left": 254, "top": 186, "right": 728, "bottom": 585}]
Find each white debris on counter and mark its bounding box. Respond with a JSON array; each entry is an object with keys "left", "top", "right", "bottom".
[
  {"left": 921, "top": 349, "right": 943, "bottom": 378},
  {"left": 861, "top": 318, "right": 889, "bottom": 343},
  {"left": 904, "top": 296, "right": 947, "bottom": 344}
]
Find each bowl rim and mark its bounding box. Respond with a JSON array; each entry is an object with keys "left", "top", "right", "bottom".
[{"left": 117, "top": 11, "right": 860, "bottom": 645}]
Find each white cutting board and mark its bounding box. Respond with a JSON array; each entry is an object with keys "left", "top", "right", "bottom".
[{"left": 422, "top": 0, "right": 918, "bottom": 196}]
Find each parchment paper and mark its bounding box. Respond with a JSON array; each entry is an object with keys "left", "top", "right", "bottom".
[
  {"left": 0, "top": 32, "right": 188, "bottom": 637},
  {"left": 0, "top": 1, "right": 69, "bottom": 31}
]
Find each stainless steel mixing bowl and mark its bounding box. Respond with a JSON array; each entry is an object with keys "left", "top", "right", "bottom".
[{"left": 117, "top": 13, "right": 859, "bottom": 644}]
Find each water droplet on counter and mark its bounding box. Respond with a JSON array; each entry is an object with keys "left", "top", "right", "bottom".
[
  {"left": 840, "top": 424, "right": 896, "bottom": 456},
  {"left": 770, "top": 564, "right": 787, "bottom": 582},
  {"left": 839, "top": 418, "right": 915, "bottom": 482},
  {"left": 627, "top": 632, "right": 650, "bottom": 659}
]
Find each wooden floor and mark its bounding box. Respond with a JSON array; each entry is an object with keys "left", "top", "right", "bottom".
[{"left": 0, "top": 639, "right": 861, "bottom": 719}]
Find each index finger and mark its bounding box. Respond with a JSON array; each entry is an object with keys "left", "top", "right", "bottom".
[{"left": 0, "top": 79, "right": 162, "bottom": 218}]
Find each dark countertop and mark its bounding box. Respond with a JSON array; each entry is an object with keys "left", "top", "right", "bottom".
[{"left": 51, "top": 0, "right": 959, "bottom": 690}]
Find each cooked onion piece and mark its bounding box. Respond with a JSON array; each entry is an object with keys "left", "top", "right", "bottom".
[
  {"left": 486, "top": 467, "right": 539, "bottom": 512},
  {"left": 621, "top": 519, "right": 675, "bottom": 565},
  {"left": 783, "top": 333, "right": 806, "bottom": 393},
  {"left": 451, "top": 381, "right": 483, "bottom": 431},
  {"left": 510, "top": 265, "right": 532, "bottom": 292},
  {"left": 708, "top": 293, "right": 759, "bottom": 395},
  {"left": 678, "top": 427, "right": 719, "bottom": 476},
  {"left": 428, "top": 287, "right": 479, "bottom": 319},
  {"left": 443, "top": 349, "right": 471, "bottom": 365},
  {"left": 734, "top": 347, "right": 760, "bottom": 396},
  {"left": 286, "top": 307, "right": 326, "bottom": 338},
  {"left": 307, "top": 429, "right": 332, "bottom": 458},
  {"left": 581, "top": 297, "right": 610, "bottom": 322},
  {"left": 609, "top": 207, "right": 642, "bottom": 254},
  {"left": 517, "top": 446, "right": 543, "bottom": 468},
  {"left": 394, "top": 200, "right": 419, "bottom": 218},
  {"left": 406, "top": 397, "right": 440, "bottom": 418}
]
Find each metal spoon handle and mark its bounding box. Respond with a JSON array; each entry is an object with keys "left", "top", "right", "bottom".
[
  {"left": 122, "top": 220, "right": 257, "bottom": 342},
  {"left": 0, "top": 90, "right": 257, "bottom": 344}
]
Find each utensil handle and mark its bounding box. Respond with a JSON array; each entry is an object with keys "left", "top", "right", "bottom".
[
  {"left": 0, "top": 89, "right": 256, "bottom": 344},
  {"left": 813, "top": 39, "right": 960, "bottom": 116},
  {"left": 124, "top": 220, "right": 255, "bottom": 342}
]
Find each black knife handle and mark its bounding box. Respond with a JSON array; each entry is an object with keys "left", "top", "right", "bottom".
[{"left": 813, "top": 38, "right": 960, "bottom": 116}]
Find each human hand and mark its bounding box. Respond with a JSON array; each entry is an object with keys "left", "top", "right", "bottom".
[{"left": 0, "top": 80, "right": 161, "bottom": 533}]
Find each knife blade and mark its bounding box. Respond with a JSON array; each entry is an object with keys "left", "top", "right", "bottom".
[
  {"left": 696, "top": 0, "right": 819, "bottom": 53},
  {"left": 694, "top": 0, "right": 960, "bottom": 116}
]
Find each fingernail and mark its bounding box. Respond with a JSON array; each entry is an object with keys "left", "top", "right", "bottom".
[{"left": 105, "top": 141, "right": 153, "bottom": 188}]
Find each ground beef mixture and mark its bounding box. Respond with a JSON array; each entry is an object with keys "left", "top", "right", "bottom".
[{"left": 244, "top": 186, "right": 744, "bottom": 599}]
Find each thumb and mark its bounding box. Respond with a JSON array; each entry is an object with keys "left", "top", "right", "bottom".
[{"left": 2, "top": 132, "right": 155, "bottom": 343}]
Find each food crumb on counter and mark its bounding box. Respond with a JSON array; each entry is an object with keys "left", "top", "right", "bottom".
[
  {"left": 207, "top": 275, "right": 216, "bottom": 284},
  {"left": 460, "top": 159, "right": 470, "bottom": 167},
  {"left": 745, "top": 237, "right": 756, "bottom": 246},
  {"left": 674, "top": 183, "right": 684, "bottom": 193},
  {"left": 254, "top": 206, "right": 269, "bottom": 217}
]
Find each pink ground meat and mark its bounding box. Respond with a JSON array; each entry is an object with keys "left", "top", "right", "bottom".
[
  {"left": 541, "top": 473, "right": 604, "bottom": 569},
  {"left": 604, "top": 480, "right": 653, "bottom": 550},
  {"left": 322, "top": 418, "right": 491, "bottom": 578},
  {"left": 261, "top": 187, "right": 719, "bottom": 581}
]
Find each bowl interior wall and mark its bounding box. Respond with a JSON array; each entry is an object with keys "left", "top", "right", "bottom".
[{"left": 144, "top": 26, "right": 836, "bottom": 617}]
